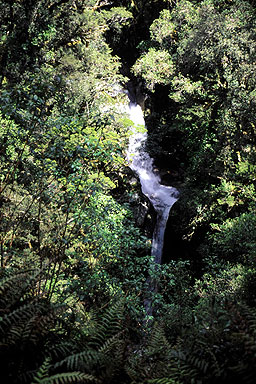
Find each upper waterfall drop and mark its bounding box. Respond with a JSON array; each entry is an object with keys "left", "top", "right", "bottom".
[{"left": 127, "top": 100, "right": 178, "bottom": 263}]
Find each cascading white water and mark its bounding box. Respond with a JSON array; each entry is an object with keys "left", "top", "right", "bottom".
[{"left": 127, "top": 102, "right": 178, "bottom": 266}]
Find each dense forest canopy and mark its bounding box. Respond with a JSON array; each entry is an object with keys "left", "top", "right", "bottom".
[{"left": 0, "top": 0, "right": 256, "bottom": 383}]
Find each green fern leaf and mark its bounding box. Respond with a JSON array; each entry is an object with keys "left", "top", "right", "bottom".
[
  {"left": 55, "top": 349, "right": 99, "bottom": 371},
  {"left": 32, "top": 357, "right": 51, "bottom": 383},
  {"left": 35, "top": 372, "right": 98, "bottom": 384},
  {"left": 148, "top": 378, "right": 177, "bottom": 384},
  {"left": 90, "top": 299, "right": 124, "bottom": 347}
]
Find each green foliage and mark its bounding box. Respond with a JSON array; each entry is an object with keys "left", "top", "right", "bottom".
[
  {"left": 125, "top": 298, "right": 256, "bottom": 383},
  {"left": 136, "top": 0, "right": 256, "bottom": 179},
  {"left": 135, "top": 0, "right": 256, "bottom": 276},
  {"left": 54, "top": 299, "right": 127, "bottom": 383},
  {"left": 133, "top": 48, "right": 174, "bottom": 90},
  {"left": 0, "top": 269, "right": 130, "bottom": 383},
  {"left": 102, "top": 6, "right": 133, "bottom": 34},
  {"left": 131, "top": 2, "right": 256, "bottom": 380},
  {"left": 0, "top": 269, "right": 60, "bottom": 383},
  {"left": 0, "top": 1, "right": 150, "bottom": 381},
  {"left": 33, "top": 370, "right": 97, "bottom": 384},
  {"left": 32, "top": 359, "right": 97, "bottom": 384},
  {"left": 1, "top": 0, "right": 256, "bottom": 382},
  {"left": 209, "top": 213, "right": 256, "bottom": 263},
  {"left": 150, "top": 9, "right": 176, "bottom": 47}
]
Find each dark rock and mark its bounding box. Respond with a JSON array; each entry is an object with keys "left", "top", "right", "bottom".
[
  {"left": 112, "top": 167, "right": 157, "bottom": 238},
  {"left": 126, "top": 175, "right": 157, "bottom": 238},
  {"left": 162, "top": 198, "right": 202, "bottom": 276}
]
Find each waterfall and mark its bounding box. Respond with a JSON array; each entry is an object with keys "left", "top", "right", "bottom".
[
  {"left": 127, "top": 102, "right": 178, "bottom": 261},
  {"left": 127, "top": 101, "right": 179, "bottom": 316}
]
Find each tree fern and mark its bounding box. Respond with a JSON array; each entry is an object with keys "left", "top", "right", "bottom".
[
  {"left": 0, "top": 269, "right": 68, "bottom": 383},
  {"left": 32, "top": 358, "right": 98, "bottom": 384},
  {"left": 89, "top": 298, "right": 125, "bottom": 348},
  {"left": 55, "top": 350, "right": 100, "bottom": 372},
  {"left": 148, "top": 379, "right": 178, "bottom": 384},
  {"left": 0, "top": 302, "right": 41, "bottom": 333},
  {"left": 54, "top": 300, "right": 126, "bottom": 382},
  {"left": 146, "top": 322, "right": 172, "bottom": 355},
  {"left": 33, "top": 372, "right": 98, "bottom": 384},
  {"left": 49, "top": 342, "right": 77, "bottom": 361},
  {"left": 228, "top": 304, "right": 256, "bottom": 383},
  {"left": 0, "top": 270, "right": 33, "bottom": 309},
  {"left": 98, "top": 331, "right": 124, "bottom": 356},
  {"left": 126, "top": 323, "right": 174, "bottom": 382},
  {"left": 98, "top": 332, "right": 125, "bottom": 380},
  {"left": 31, "top": 357, "right": 51, "bottom": 383}
]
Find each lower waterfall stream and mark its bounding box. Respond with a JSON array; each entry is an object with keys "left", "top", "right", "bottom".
[{"left": 126, "top": 100, "right": 179, "bottom": 316}]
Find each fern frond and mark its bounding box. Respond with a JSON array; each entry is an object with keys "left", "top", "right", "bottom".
[
  {"left": 55, "top": 349, "right": 100, "bottom": 371},
  {"left": 90, "top": 299, "right": 124, "bottom": 347},
  {"left": 0, "top": 271, "right": 29, "bottom": 307},
  {"left": 33, "top": 372, "right": 98, "bottom": 384},
  {"left": 31, "top": 357, "right": 51, "bottom": 383},
  {"left": 98, "top": 331, "right": 124, "bottom": 355},
  {"left": 147, "top": 323, "right": 172, "bottom": 355},
  {"left": 49, "top": 342, "right": 77, "bottom": 360},
  {"left": 0, "top": 268, "right": 43, "bottom": 310},
  {"left": 99, "top": 333, "right": 125, "bottom": 380},
  {"left": 32, "top": 358, "right": 98, "bottom": 383},
  {"left": 148, "top": 378, "right": 177, "bottom": 384},
  {"left": 0, "top": 302, "right": 36, "bottom": 334},
  {"left": 228, "top": 304, "right": 256, "bottom": 382}
]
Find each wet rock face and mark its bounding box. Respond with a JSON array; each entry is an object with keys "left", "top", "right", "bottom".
[
  {"left": 126, "top": 80, "right": 146, "bottom": 110},
  {"left": 162, "top": 199, "right": 203, "bottom": 276},
  {"left": 114, "top": 177, "right": 156, "bottom": 246},
  {"left": 127, "top": 176, "right": 157, "bottom": 238},
  {"left": 112, "top": 166, "right": 157, "bottom": 239},
  {"left": 162, "top": 205, "right": 191, "bottom": 263}
]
